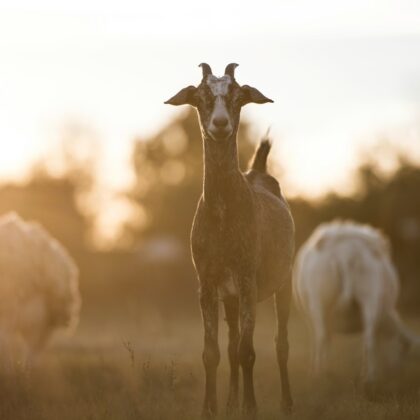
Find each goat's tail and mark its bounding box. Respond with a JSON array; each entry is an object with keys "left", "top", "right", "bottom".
[{"left": 250, "top": 133, "right": 272, "bottom": 173}]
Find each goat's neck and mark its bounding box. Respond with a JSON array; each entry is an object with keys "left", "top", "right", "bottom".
[{"left": 202, "top": 133, "right": 242, "bottom": 205}]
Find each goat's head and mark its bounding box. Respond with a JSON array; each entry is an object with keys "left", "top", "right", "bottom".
[{"left": 165, "top": 63, "right": 273, "bottom": 142}]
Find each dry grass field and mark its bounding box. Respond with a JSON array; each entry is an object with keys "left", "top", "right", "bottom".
[{"left": 2, "top": 303, "right": 420, "bottom": 420}]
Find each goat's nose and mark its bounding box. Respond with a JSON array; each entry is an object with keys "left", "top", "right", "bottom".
[{"left": 213, "top": 116, "right": 228, "bottom": 128}]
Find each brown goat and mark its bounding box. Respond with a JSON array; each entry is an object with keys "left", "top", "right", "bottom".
[{"left": 165, "top": 63, "right": 295, "bottom": 418}]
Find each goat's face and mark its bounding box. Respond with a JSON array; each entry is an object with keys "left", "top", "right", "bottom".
[
  {"left": 196, "top": 74, "right": 238, "bottom": 142},
  {"left": 165, "top": 63, "right": 273, "bottom": 142}
]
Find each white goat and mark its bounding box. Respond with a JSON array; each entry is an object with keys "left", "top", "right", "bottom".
[
  {"left": 293, "top": 220, "right": 419, "bottom": 385},
  {"left": 0, "top": 212, "right": 81, "bottom": 365}
]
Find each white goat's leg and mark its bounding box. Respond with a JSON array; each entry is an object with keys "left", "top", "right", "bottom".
[
  {"left": 309, "top": 303, "right": 329, "bottom": 375},
  {"left": 361, "top": 307, "right": 378, "bottom": 388}
]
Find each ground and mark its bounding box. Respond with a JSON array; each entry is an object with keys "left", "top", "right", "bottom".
[{"left": 1, "top": 304, "right": 420, "bottom": 420}]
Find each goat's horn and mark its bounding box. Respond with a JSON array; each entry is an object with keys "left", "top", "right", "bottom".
[
  {"left": 199, "top": 63, "right": 213, "bottom": 78},
  {"left": 225, "top": 63, "right": 239, "bottom": 78}
]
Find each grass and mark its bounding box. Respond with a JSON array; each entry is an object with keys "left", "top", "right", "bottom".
[{"left": 1, "top": 307, "right": 420, "bottom": 420}]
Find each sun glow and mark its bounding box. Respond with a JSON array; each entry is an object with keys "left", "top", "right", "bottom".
[{"left": 0, "top": 0, "right": 420, "bottom": 240}]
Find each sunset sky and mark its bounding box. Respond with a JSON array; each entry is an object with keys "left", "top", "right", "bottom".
[{"left": 1, "top": 0, "right": 420, "bottom": 201}]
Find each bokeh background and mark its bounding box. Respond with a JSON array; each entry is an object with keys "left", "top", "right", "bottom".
[{"left": 1, "top": 1, "right": 420, "bottom": 419}]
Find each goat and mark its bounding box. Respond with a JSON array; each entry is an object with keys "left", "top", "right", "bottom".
[
  {"left": 0, "top": 212, "right": 80, "bottom": 367},
  {"left": 165, "top": 63, "right": 295, "bottom": 417},
  {"left": 293, "top": 220, "right": 420, "bottom": 389}
]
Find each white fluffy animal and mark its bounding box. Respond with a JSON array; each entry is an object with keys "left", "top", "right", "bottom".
[
  {"left": 0, "top": 212, "right": 80, "bottom": 364},
  {"left": 293, "top": 220, "right": 419, "bottom": 385}
]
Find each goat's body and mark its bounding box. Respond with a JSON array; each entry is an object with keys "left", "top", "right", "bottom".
[
  {"left": 247, "top": 170, "right": 294, "bottom": 301},
  {"left": 293, "top": 221, "right": 419, "bottom": 384},
  {"left": 192, "top": 169, "right": 294, "bottom": 303},
  {"left": 166, "top": 64, "right": 294, "bottom": 417},
  {"left": 191, "top": 139, "right": 294, "bottom": 416},
  {"left": 0, "top": 212, "right": 80, "bottom": 365}
]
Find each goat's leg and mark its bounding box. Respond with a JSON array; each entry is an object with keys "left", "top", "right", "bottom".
[
  {"left": 224, "top": 296, "right": 240, "bottom": 414},
  {"left": 275, "top": 282, "right": 293, "bottom": 414},
  {"left": 361, "top": 306, "right": 378, "bottom": 394},
  {"left": 309, "top": 300, "right": 329, "bottom": 376},
  {"left": 200, "top": 284, "right": 220, "bottom": 418},
  {"left": 238, "top": 280, "right": 257, "bottom": 417},
  {"left": 313, "top": 328, "right": 329, "bottom": 375}
]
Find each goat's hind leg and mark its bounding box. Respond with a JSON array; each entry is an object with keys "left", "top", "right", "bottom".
[
  {"left": 305, "top": 291, "right": 330, "bottom": 377},
  {"left": 361, "top": 305, "right": 379, "bottom": 397},
  {"left": 224, "top": 296, "right": 240, "bottom": 414},
  {"left": 275, "top": 282, "right": 293, "bottom": 414}
]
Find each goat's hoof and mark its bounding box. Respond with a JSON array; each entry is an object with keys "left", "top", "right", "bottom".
[
  {"left": 242, "top": 404, "right": 257, "bottom": 420},
  {"left": 226, "top": 398, "right": 239, "bottom": 416},
  {"left": 363, "top": 380, "right": 379, "bottom": 401},
  {"left": 281, "top": 397, "right": 293, "bottom": 415},
  {"left": 201, "top": 405, "right": 217, "bottom": 419}
]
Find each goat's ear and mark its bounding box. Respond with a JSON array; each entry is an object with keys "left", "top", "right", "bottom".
[
  {"left": 240, "top": 85, "right": 273, "bottom": 105},
  {"left": 164, "top": 85, "right": 198, "bottom": 106}
]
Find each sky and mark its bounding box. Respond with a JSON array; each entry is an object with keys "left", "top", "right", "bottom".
[{"left": 1, "top": 0, "right": 420, "bottom": 205}]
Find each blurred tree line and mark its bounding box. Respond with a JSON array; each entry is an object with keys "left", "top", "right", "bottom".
[
  {"left": 127, "top": 110, "right": 420, "bottom": 311},
  {"left": 1, "top": 110, "right": 419, "bottom": 324}
]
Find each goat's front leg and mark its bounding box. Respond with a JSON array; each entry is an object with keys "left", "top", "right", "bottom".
[
  {"left": 224, "top": 296, "right": 240, "bottom": 414},
  {"left": 238, "top": 278, "right": 257, "bottom": 417},
  {"left": 200, "top": 284, "right": 220, "bottom": 418}
]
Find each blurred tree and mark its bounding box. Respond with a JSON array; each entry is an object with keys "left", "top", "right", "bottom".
[
  {"left": 125, "top": 109, "right": 257, "bottom": 246},
  {"left": 0, "top": 172, "right": 90, "bottom": 259}
]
